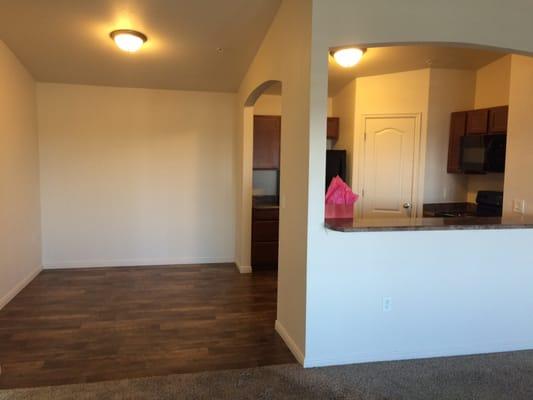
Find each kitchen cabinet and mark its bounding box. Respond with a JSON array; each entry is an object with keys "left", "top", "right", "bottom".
[
  {"left": 447, "top": 111, "right": 467, "bottom": 173},
  {"left": 448, "top": 106, "right": 508, "bottom": 174},
  {"left": 253, "top": 115, "right": 341, "bottom": 169},
  {"left": 466, "top": 109, "right": 489, "bottom": 135},
  {"left": 488, "top": 106, "right": 509, "bottom": 133},
  {"left": 327, "top": 117, "right": 340, "bottom": 140},
  {"left": 253, "top": 115, "right": 281, "bottom": 169},
  {"left": 251, "top": 206, "right": 279, "bottom": 269}
]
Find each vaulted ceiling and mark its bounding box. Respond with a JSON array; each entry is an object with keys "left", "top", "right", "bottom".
[
  {"left": 0, "top": 2, "right": 510, "bottom": 95},
  {"left": 0, "top": 0, "right": 281, "bottom": 92},
  {"left": 328, "top": 45, "right": 508, "bottom": 95}
]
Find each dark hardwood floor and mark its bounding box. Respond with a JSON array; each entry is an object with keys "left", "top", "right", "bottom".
[{"left": 0, "top": 264, "right": 295, "bottom": 389}]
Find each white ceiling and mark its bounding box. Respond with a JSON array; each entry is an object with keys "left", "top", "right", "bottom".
[
  {"left": 0, "top": 3, "right": 509, "bottom": 95},
  {"left": 328, "top": 45, "right": 508, "bottom": 96},
  {"left": 0, "top": 0, "right": 281, "bottom": 92}
]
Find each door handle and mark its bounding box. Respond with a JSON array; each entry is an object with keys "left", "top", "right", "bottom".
[{"left": 403, "top": 202, "right": 412, "bottom": 209}]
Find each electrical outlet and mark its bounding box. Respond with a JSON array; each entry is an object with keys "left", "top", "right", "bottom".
[
  {"left": 382, "top": 297, "right": 392, "bottom": 312},
  {"left": 513, "top": 199, "right": 526, "bottom": 215}
]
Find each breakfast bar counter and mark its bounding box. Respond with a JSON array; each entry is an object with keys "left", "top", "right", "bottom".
[{"left": 325, "top": 216, "right": 533, "bottom": 232}]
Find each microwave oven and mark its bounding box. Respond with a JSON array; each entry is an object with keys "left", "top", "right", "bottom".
[{"left": 460, "top": 134, "right": 506, "bottom": 174}]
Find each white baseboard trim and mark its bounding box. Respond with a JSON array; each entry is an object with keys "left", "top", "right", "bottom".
[
  {"left": 0, "top": 266, "right": 41, "bottom": 310},
  {"left": 43, "top": 257, "right": 234, "bottom": 269},
  {"left": 236, "top": 263, "right": 252, "bottom": 274},
  {"left": 275, "top": 320, "right": 305, "bottom": 365},
  {"left": 303, "top": 340, "right": 533, "bottom": 368}
]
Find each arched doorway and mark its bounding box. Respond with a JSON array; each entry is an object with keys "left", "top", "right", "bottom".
[{"left": 237, "top": 80, "right": 283, "bottom": 274}]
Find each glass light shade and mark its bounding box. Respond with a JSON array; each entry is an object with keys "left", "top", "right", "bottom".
[
  {"left": 110, "top": 30, "right": 147, "bottom": 53},
  {"left": 332, "top": 48, "right": 364, "bottom": 68}
]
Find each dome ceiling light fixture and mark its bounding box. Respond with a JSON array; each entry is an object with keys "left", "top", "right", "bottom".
[
  {"left": 330, "top": 47, "right": 366, "bottom": 68},
  {"left": 110, "top": 29, "right": 148, "bottom": 53}
]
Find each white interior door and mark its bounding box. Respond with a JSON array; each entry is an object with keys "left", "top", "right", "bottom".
[{"left": 361, "top": 116, "right": 418, "bottom": 219}]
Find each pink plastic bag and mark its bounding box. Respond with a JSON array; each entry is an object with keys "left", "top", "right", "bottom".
[{"left": 325, "top": 176, "right": 359, "bottom": 219}]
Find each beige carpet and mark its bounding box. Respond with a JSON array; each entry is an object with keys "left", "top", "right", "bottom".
[{"left": 2, "top": 350, "right": 533, "bottom": 399}]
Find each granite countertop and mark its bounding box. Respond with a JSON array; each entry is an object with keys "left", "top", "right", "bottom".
[
  {"left": 325, "top": 216, "right": 533, "bottom": 232},
  {"left": 252, "top": 195, "right": 279, "bottom": 209},
  {"left": 423, "top": 202, "right": 477, "bottom": 217}
]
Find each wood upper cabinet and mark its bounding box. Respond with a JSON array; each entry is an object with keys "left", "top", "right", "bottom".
[
  {"left": 253, "top": 115, "right": 281, "bottom": 169},
  {"left": 447, "top": 105, "right": 508, "bottom": 174},
  {"left": 488, "top": 106, "right": 509, "bottom": 133},
  {"left": 464, "top": 106, "right": 508, "bottom": 135},
  {"left": 466, "top": 109, "right": 489, "bottom": 135},
  {"left": 327, "top": 117, "right": 340, "bottom": 140},
  {"left": 253, "top": 115, "right": 342, "bottom": 169},
  {"left": 447, "top": 111, "right": 467, "bottom": 173}
]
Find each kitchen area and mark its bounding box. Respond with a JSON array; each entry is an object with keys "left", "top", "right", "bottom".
[
  {"left": 423, "top": 105, "right": 507, "bottom": 220},
  {"left": 322, "top": 45, "right": 533, "bottom": 233},
  {"left": 251, "top": 92, "right": 340, "bottom": 269},
  {"left": 307, "top": 43, "right": 533, "bottom": 370},
  {"left": 323, "top": 96, "right": 533, "bottom": 233},
  {"left": 251, "top": 45, "right": 533, "bottom": 264}
]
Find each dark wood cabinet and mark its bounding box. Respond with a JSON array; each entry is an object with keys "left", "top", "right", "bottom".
[
  {"left": 252, "top": 220, "right": 279, "bottom": 242},
  {"left": 447, "top": 111, "right": 467, "bottom": 173},
  {"left": 327, "top": 117, "right": 340, "bottom": 140},
  {"left": 488, "top": 106, "right": 509, "bottom": 133},
  {"left": 251, "top": 242, "right": 278, "bottom": 267},
  {"left": 466, "top": 109, "right": 489, "bottom": 135},
  {"left": 447, "top": 105, "right": 508, "bottom": 174},
  {"left": 253, "top": 116, "right": 340, "bottom": 168},
  {"left": 253, "top": 115, "right": 281, "bottom": 169},
  {"left": 251, "top": 206, "right": 279, "bottom": 270},
  {"left": 252, "top": 207, "right": 279, "bottom": 221}
]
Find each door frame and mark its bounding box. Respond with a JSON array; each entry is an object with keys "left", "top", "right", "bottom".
[{"left": 354, "top": 113, "right": 425, "bottom": 219}]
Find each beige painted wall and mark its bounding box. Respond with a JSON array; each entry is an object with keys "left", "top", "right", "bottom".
[
  {"left": 254, "top": 94, "right": 332, "bottom": 115},
  {"left": 254, "top": 94, "right": 283, "bottom": 115},
  {"left": 235, "top": 0, "right": 312, "bottom": 360},
  {"left": 466, "top": 174, "right": 505, "bottom": 203},
  {"left": 475, "top": 55, "right": 511, "bottom": 109},
  {"left": 503, "top": 54, "right": 533, "bottom": 216},
  {"left": 353, "top": 69, "right": 430, "bottom": 216},
  {"left": 37, "top": 83, "right": 236, "bottom": 268},
  {"left": 0, "top": 41, "right": 42, "bottom": 308},
  {"left": 424, "top": 69, "right": 474, "bottom": 203}
]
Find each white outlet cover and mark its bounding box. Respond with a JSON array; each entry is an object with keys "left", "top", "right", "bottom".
[{"left": 382, "top": 297, "right": 392, "bottom": 312}]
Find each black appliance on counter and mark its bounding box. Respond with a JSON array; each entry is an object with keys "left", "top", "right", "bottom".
[
  {"left": 425, "top": 191, "right": 504, "bottom": 218},
  {"left": 325, "top": 150, "right": 346, "bottom": 190},
  {"left": 475, "top": 190, "right": 504, "bottom": 217},
  {"left": 461, "top": 134, "right": 506, "bottom": 173}
]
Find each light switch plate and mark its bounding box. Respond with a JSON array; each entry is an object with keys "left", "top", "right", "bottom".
[{"left": 513, "top": 199, "right": 526, "bottom": 214}]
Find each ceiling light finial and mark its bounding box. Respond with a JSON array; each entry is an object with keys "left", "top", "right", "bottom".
[{"left": 110, "top": 29, "right": 147, "bottom": 53}]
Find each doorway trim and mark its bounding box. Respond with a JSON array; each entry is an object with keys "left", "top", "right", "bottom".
[{"left": 354, "top": 112, "right": 425, "bottom": 219}]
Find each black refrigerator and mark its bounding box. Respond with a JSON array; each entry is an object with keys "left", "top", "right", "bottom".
[{"left": 325, "top": 150, "right": 346, "bottom": 191}]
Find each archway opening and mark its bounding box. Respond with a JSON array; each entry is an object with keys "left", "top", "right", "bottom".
[
  {"left": 324, "top": 42, "right": 532, "bottom": 228},
  {"left": 240, "top": 80, "right": 283, "bottom": 274}
]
